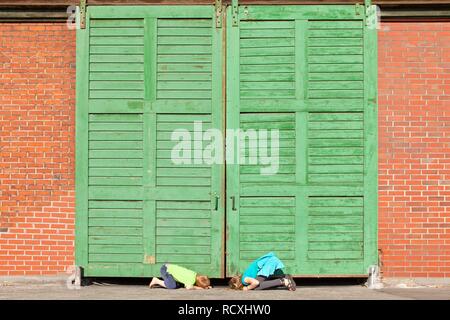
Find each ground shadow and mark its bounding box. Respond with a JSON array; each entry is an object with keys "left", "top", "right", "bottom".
[{"left": 82, "top": 277, "right": 367, "bottom": 287}]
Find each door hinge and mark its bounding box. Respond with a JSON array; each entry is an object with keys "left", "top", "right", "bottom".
[
  {"left": 366, "top": 4, "right": 378, "bottom": 29},
  {"left": 232, "top": 0, "right": 239, "bottom": 27},
  {"left": 215, "top": 0, "right": 223, "bottom": 28},
  {"left": 355, "top": 3, "right": 362, "bottom": 16},
  {"left": 80, "top": 0, "right": 87, "bottom": 29}
]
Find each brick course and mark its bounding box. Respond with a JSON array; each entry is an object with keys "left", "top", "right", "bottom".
[
  {"left": 378, "top": 22, "right": 450, "bottom": 278},
  {"left": 0, "top": 23, "right": 76, "bottom": 275}
]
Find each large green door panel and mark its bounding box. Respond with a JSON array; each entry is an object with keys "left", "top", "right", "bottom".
[
  {"left": 226, "top": 5, "right": 377, "bottom": 276},
  {"left": 76, "top": 6, "right": 225, "bottom": 278}
]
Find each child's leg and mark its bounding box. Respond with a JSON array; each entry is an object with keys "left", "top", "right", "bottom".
[
  {"left": 267, "top": 270, "right": 296, "bottom": 291},
  {"left": 254, "top": 276, "right": 285, "bottom": 290},
  {"left": 159, "top": 264, "right": 178, "bottom": 289},
  {"left": 149, "top": 277, "right": 167, "bottom": 288}
]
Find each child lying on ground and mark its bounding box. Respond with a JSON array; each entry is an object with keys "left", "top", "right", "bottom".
[
  {"left": 149, "top": 263, "right": 211, "bottom": 290},
  {"left": 229, "top": 252, "right": 296, "bottom": 291}
]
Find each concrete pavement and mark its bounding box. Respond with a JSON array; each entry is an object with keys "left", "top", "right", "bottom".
[{"left": 0, "top": 277, "right": 448, "bottom": 300}]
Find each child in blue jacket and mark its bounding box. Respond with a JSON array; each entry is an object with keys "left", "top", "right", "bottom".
[{"left": 228, "top": 252, "right": 296, "bottom": 291}]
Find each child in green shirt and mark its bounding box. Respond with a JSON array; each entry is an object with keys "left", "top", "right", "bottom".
[{"left": 149, "top": 264, "right": 211, "bottom": 290}]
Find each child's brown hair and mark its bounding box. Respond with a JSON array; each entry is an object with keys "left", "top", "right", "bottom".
[
  {"left": 228, "top": 275, "right": 244, "bottom": 290},
  {"left": 195, "top": 275, "right": 210, "bottom": 288}
]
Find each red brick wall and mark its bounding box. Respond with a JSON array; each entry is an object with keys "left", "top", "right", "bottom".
[
  {"left": 0, "top": 21, "right": 449, "bottom": 278},
  {"left": 378, "top": 22, "right": 450, "bottom": 278},
  {"left": 0, "top": 23, "right": 76, "bottom": 275}
]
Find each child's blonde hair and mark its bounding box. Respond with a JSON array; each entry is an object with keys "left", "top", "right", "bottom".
[
  {"left": 228, "top": 275, "right": 244, "bottom": 290},
  {"left": 195, "top": 275, "right": 210, "bottom": 288}
]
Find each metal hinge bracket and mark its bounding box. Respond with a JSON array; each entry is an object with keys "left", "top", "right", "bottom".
[
  {"left": 215, "top": 0, "right": 223, "bottom": 28},
  {"left": 80, "top": 0, "right": 87, "bottom": 29},
  {"left": 355, "top": 3, "right": 362, "bottom": 16},
  {"left": 366, "top": 4, "right": 378, "bottom": 29},
  {"left": 232, "top": 0, "right": 239, "bottom": 27}
]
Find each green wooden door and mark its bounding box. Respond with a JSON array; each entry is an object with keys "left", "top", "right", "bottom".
[
  {"left": 226, "top": 5, "right": 378, "bottom": 276},
  {"left": 76, "top": 4, "right": 377, "bottom": 278},
  {"left": 76, "top": 6, "right": 225, "bottom": 277}
]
